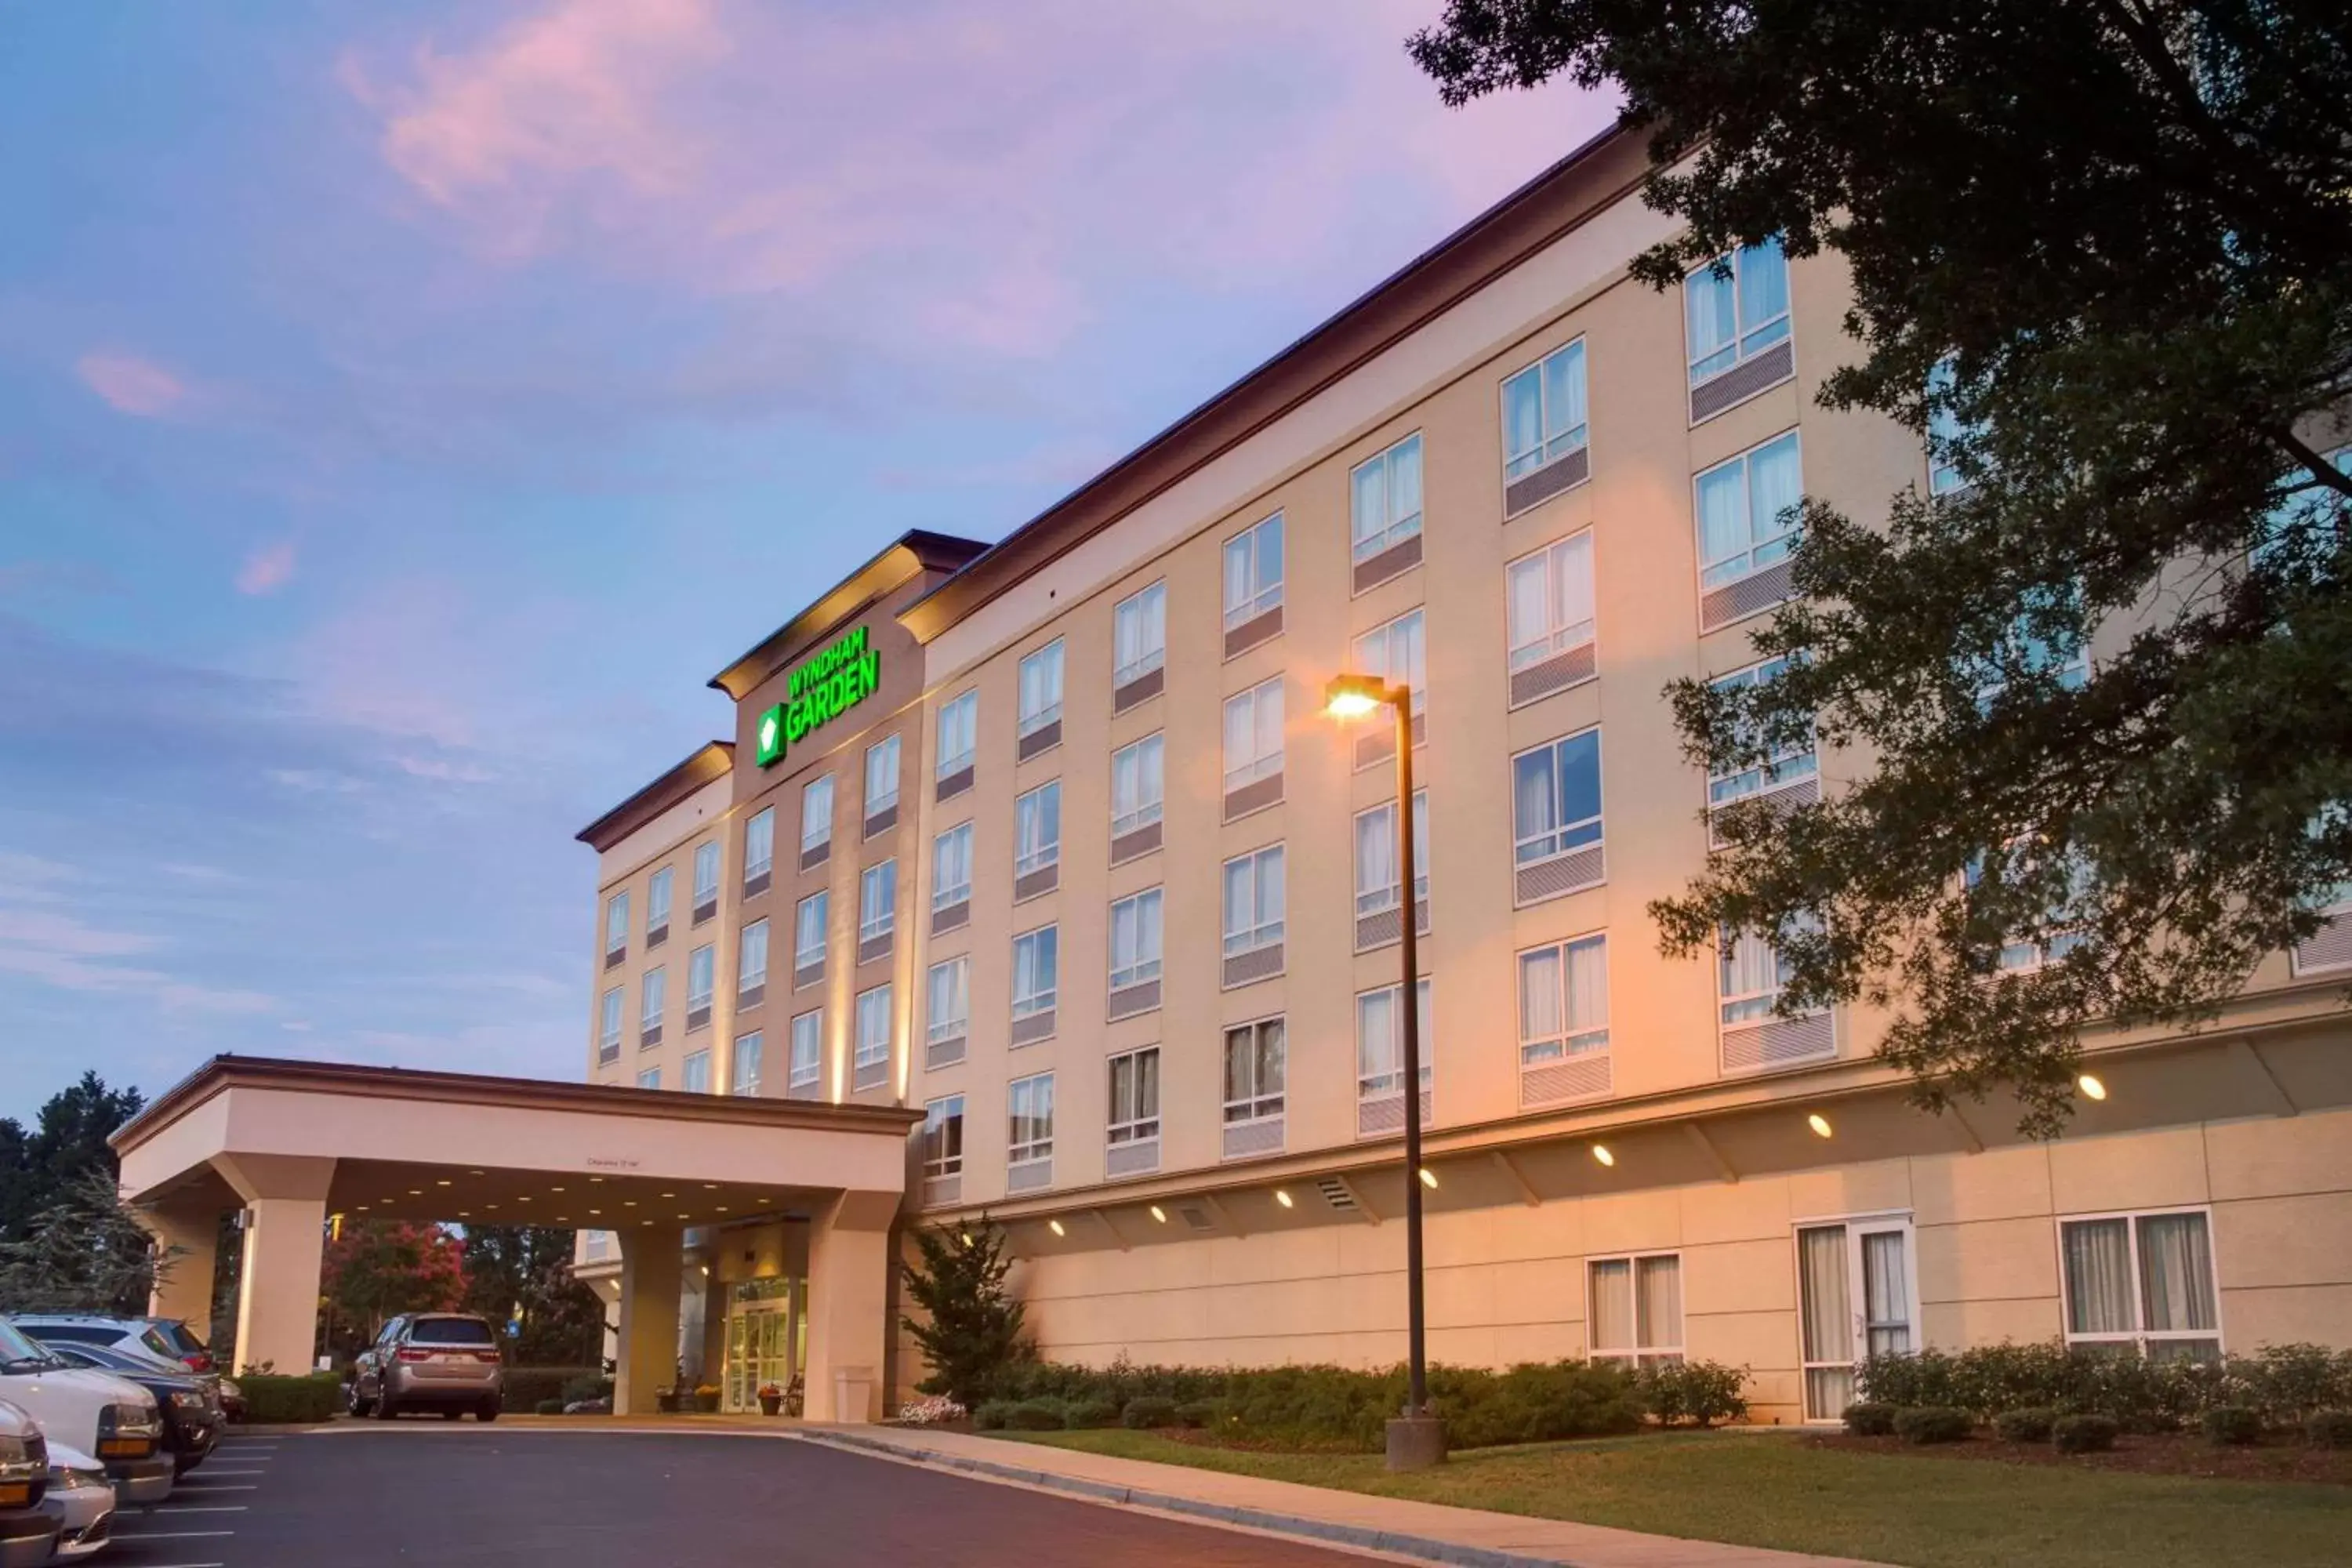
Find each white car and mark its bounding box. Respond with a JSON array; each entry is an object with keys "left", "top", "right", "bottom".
[
  {"left": 0, "top": 1319, "right": 170, "bottom": 1506},
  {"left": 38, "top": 1443, "right": 116, "bottom": 1562},
  {"left": 0, "top": 1398, "right": 59, "bottom": 1568}
]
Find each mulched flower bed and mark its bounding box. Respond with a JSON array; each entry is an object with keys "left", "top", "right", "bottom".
[{"left": 1806, "top": 1428, "right": 2352, "bottom": 1484}]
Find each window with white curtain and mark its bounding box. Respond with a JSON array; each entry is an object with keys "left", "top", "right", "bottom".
[
  {"left": 597, "top": 987, "right": 622, "bottom": 1056},
  {"left": 853, "top": 982, "right": 891, "bottom": 1073},
  {"left": 858, "top": 859, "right": 896, "bottom": 943},
  {"left": 646, "top": 867, "right": 673, "bottom": 937},
  {"left": 2060, "top": 1210, "right": 2222, "bottom": 1360},
  {"left": 1222, "top": 845, "right": 1285, "bottom": 956},
  {"left": 1007, "top": 1073, "right": 1055, "bottom": 1165},
  {"left": 639, "top": 967, "right": 666, "bottom": 1036},
  {"left": 692, "top": 840, "right": 721, "bottom": 919},
  {"left": 1719, "top": 924, "right": 1798, "bottom": 1025},
  {"left": 1685, "top": 238, "right": 1790, "bottom": 383},
  {"left": 1011, "top": 924, "right": 1058, "bottom": 1022},
  {"left": 936, "top": 690, "right": 978, "bottom": 779},
  {"left": 1512, "top": 729, "right": 1603, "bottom": 866},
  {"left": 1222, "top": 513, "right": 1284, "bottom": 628},
  {"left": 1113, "top": 582, "right": 1167, "bottom": 688},
  {"left": 1356, "top": 978, "right": 1432, "bottom": 1102},
  {"left": 1014, "top": 781, "right": 1062, "bottom": 877},
  {"left": 1708, "top": 656, "right": 1818, "bottom": 807},
  {"left": 1518, "top": 935, "right": 1610, "bottom": 1065},
  {"left": 1350, "top": 433, "right": 1424, "bottom": 564},
  {"left": 1506, "top": 532, "right": 1596, "bottom": 676},
  {"left": 1017, "top": 640, "right": 1065, "bottom": 736},
  {"left": 794, "top": 891, "right": 827, "bottom": 971},
  {"left": 731, "top": 1030, "right": 762, "bottom": 1096},
  {"left": 1977, "top": 584, "right": 2090, "bottom": 706},
  {"left": 1222, "top": 1018, "right": 1285, "bottom": 1123},
  {"left": 604, "top": 891, "right": 630, "bottom": 957},
  {"left": 744, "top": 808, "right": 775, "bottom": 882},
  {"left": 1112, "top": 734, "right": 1164, "bottom": 837},
  {"left": 737, "top": 919, "right": 768, "bottom": 996},
  {"left": 925, "top": 956, "right": 969, "bottom": 1045},
  {"left": 863, "top": 734, "right": 901, "bottom": 816},
  {"left": 1588, "top": 1254, "right": 1683, "bottom": 1367},
  {"left": 637, "top": 1066, "right": 661, "bottom": 1091},
  {"left": 1695, "top": 431, "right": 1803, "bottom": 593},
  {"left": 1353, "top": 792, "right": 1429, "bottom": 917},
  {"left": 1797, "top": 1218, "right": 1916, "bottom": 1421},
  {"left": 1350, "top": 609, "right": 1425, "bottom": 716},
  {"left": 1502, "top": 339, "right": 1588, "bottom": 480},
  {"left": 800, "top": 775, "right": 833, "bottom": 854},
  {"left": 680, "top": 1050, "right": 711, "bottom": 1094},
  {"left": 686, "top": 944, "right": 714, "bottom": 1016},
  {"left": 1109, "top": 888, "right": 1163, "bottom": 989},
  {"left": 932, "top": 822, "right": 973, "bottom": 909},
  {"left": 923, "top": 1095, "right": 964, "bottom": 1178},
  {"left": 1222, "top": 677, "right": 1284, "bottom": 792},
  {"left": 788, "top": 1010, "right": 822, "bottom": 1093},
  {"left": 1107, "top": 1047, "right": 1160, "bottom": 1145}
]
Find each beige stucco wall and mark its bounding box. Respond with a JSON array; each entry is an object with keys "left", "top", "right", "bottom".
[{"left": 589, "top": 771, "right": 736, "bottom": 1094}]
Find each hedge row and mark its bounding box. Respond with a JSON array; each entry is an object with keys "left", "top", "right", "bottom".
[
  {"left": 498, "top": 1367, "right": 608, "bottom": 1414},
  {"left": 1857, "top": 1342, "right": 2352, "bottom": 1432},
  {"left": 236, "top": 1374, "right": 342, "bottom": 1425}
]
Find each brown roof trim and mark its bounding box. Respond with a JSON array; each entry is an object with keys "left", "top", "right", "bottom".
[
  {"left": 575, "top": 740, "right": 734, "bottom": 851},
  {"left": 707, "top": 528, "right": 989, "bottom": 699},
  {"left": 112, "top": 1054, "right": 924, "bottom": 1155},
  {"left": 897, "top": 120, "right": 1649, "bottom": 645}
]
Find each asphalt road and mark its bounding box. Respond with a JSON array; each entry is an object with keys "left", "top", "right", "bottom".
[{"left": 106, "top": 1427, "right": 1371, "bottom": 1567}]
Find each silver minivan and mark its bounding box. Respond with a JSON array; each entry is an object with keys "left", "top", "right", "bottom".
[{"left": 349, "top": 1314, "right": 504, "bottom": 1421}]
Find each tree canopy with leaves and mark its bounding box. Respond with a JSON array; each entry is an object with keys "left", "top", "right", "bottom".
[
  {"left": 0, "top": 1072, "right": 146, "bottom": 1243},
  {"left": 1411, "top": 2, "right": 2352, "bottom": 1133}
]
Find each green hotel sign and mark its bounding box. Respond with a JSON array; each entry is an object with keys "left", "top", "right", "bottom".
[{"left": 757, "top": 626, "right": 880, "bottom": 768}]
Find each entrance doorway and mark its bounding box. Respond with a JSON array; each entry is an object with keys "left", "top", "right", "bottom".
[{"left": 721, "top": 1276, "right": 804, "bottom": 1412}]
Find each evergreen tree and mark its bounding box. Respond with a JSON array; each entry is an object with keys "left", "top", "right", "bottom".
[
  {"left": 900, "top": 1219, "right": 1029, "bottom": 1409},
  {"left": 459, "top": 1226, "right": 606, "bottom": 1365},
  {"left": 0, "top": 1167, "right": 176, "bottom": 1315}
]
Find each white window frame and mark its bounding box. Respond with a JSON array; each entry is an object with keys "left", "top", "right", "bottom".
[
  {"left": 686, "top": 943, "right": 715, "bottom": 1017},
  {"left": 1793, "top": 1211, "right": 1921, "bottom": 1423},
  {"left": 1011, "top": 924, "right": 1059, "bottom": 1023},
  {"left": 1014, "top": 780, "right": 1062, "bottom": 878},
  {"left": 931, "top": 821, "right": 974, "bottom": 910},
  {"left": 1007, "top": 1072, "right": 1055, "bottom": 1167},
  {"left": 1587, "top": 1252, "right": 1685, "bottom": 1368},
  {"left": 1695, "top": 430, "right": 1804, "bottom": 595},
  {"left": 1109, "top": 887, "right": 1163, "bottom": 989},
  {"left": 1517, "top": 933, "right": 1610, "bottom": 1065},
  {"left": 1349, "top": 431, "right": 1424, "bottom": 565},
  {"left": 858, "top": 858, "right": 897, "bottom": 944},
  {"left": 1111, "top": 732, "right": 1165, "bottom": 837},
  {"left": 864, "top": 733, "right": 901, "bottom": 817},
  {"left": 604, "top": 891, "right": 630, "bottom": 957},
  {"left": 1350, "top": 608, "right": 1425, "bottom": 721},
  {"left": 597, "top": 987, "right": 622, "bottom": 1055},
  {"left": 744, "top": 808, "right": 775, "bottom": 883},
  {"left": 925, "top": 956, "right": 970, "bottom": 1047},
  {"left": 1221, "top": 677, "right": 1284, "bottom": 793},
  {"left": 1506, "top": 531, "right": 1597, "bottom": 678},
  {"left": 793, "top": 891, "right": 827, "bottom": 973},
  {"left": 1926, "top": 356, "right": 1973, "bottom": 496},
  {"left": 1707, "top": 655, "right": 1818, "bottom": 808},
  {"left": 737, "top": 918, "right": 769, "bottom": 996},
  {"left": 692, "top": 840, "right": 721, "bottom": 914},
  {"left": 1221, "top": 511, "right": 1284, "bottom": 630},
  {"left": 1501, "top": 337, "right": 1589, "bottom": 481},
  {"left": 922, "top": 1094, "right": 964, "bottom": 1179},
  {"left": 853, "top": 982, "right": 891, "bottom": 1074},
  {"left": 1113, "top": 581, "right": 1167, "bottom": 688},
  {"left": 1221, "top": 1016, "right": 1285, "bottom": 1125},
  {"left": 1684, "top": 238, "right": 1791, "bottom": 385},
  {"left": 787, "top": 1009, "right": 822, "bottom": 1094},
  {"left": 800, "top": 775, "right": 833, "bottom": 855},
  {"left": 2056, "top": 1207, "right": 2225, "bottom": 1360},
  {"left": 1221, "top": 844, "right": 1285, "bottom": 957},
  {"left": 639, "top": 966, "right": 666, "bottom": 1033},
  {"left": 680, "top": 1049, "right": 711, "bottom": 1095},
  {"left": 1355, "top": 978, "right": 1432, "bottom": 1104},
  {"left": 1017, "top": 638, "right": 1065, "bottom": 738},
  {"left": 1353, "top": 792, "right": 1428, "bottom": 919},
  {"left": 731, "top": 1029, "right": 763, "bottom": 1097},
  {"left": 636, "top": 1066, "right": 661, "bottom": 1091},
  {"left": 1719, "top": 923, "right": 1810, "bottom": 1027},
  {"left": 646, "top": 866, "right": 673, "bottom": 934},
  {"left": 936, "top": 689, "right": 978, "bottom": 779},
  {"left": 1512, "top": 727, "right": 1605, "bottom": 869},
  {"left": 1107, "top": 1046, "right": 1160, "bottom": 1145}
]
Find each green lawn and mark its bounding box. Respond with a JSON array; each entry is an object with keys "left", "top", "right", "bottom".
[{"left": 1004, "top": 1428, "right": 2352, "bottom": 1568}]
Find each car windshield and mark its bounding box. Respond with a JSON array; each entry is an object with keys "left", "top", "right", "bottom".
[
  {"left": 411, "top": 1316, "right": 495, "bottom": 1346},
  {"left": 0, "top": 1319, "right": 64, "bottom": 1371}
]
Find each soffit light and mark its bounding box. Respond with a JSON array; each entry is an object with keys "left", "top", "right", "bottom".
[
  {"left": 1149, "top": 1206, "right": 1167, "bottom": 1224},
  {"left": 1418, "top": 1168, "right": 1439, "bottom": 1189},
  {"left": 2077, "top": 1073, "right": 2108, "bottom": 1101},
  {"left": 1048, "top": 1219, "right": 1066, "bottom": 1236},
  {"left": 1274, "top": 1190, "right": 1294, "bottom": 1208},
  {"left": 1807, "top": 1113, "right": 1835, "bottom": 1138},
  {"left": 1591, "top": 1145, "right": 1615, "bottom": 1167}
]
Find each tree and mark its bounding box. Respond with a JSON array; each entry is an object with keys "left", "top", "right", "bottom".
[
  {"left": 901, "top": 1218, "right": 1029, "bottom": 1409},
  {"left": 320, "top": 1220, "right": 467, "bottom": 1359},
  {"left": 0, "top": 1167, "right": 176, "bottom": 1315},
  {"left": 0, "top": 1073, "right": 146, "bottom": 1243},
  {"left": 459, "top": 1226, "right": 606, "bottom": 1366},
  {"left": 1411, "top": 2, "right": 2352, "bottom": 1134}
]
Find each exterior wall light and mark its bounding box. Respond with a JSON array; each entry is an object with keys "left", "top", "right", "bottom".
[
  {"left": 1591, "top": 1145, "right": 1615, "bottom": 1167},
  {"left": 1807, "top": 1113, "right": 1834, "bottom": 1138},
  {"left": 2078, "top": 1073, "right": 2107, "bottom": 1101},
  {"left": 1150, "top": 1205, "right": 1167, "bottom": 1223},
  {"left": 1048, "top": 1219, "right": 1067, "bottom": 1236},
  {"left": 1275, "top": 1189, "right": 1294, "bottom": 1208},
  {"left": 1417, "top": 1168, "right": 1438, "bottom": 1189}
]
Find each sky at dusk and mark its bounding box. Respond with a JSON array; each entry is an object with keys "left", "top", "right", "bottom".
[{"left": 0, "top": 1, "right": 1614, "bottom": 1120}]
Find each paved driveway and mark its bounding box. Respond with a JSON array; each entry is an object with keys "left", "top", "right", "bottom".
[{"left": 107, "top": 1426, "right": 1370, "bottom": 1566}]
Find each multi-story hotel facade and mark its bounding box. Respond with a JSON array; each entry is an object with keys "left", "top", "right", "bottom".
[{"left": 579, "top": 125, "right": 2352, "bottom": 1424}]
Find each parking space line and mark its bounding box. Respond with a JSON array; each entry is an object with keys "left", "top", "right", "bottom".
[
  {"left": 153, "top": 1504, "right": 249, "bottom": 1513},
  {"left": 174, "top": 1483, "right": 258, "bottom": 1491},
  {"left": 110, "top": 1529, "right": 237, "bottom": 1540}
]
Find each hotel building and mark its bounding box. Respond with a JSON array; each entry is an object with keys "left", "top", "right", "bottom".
[{"left": 575, "top": 124, "right": 2352, "bottom": 1423}]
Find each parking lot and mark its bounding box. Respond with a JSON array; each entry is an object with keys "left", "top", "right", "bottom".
[{"left": 100, "top": 1426, "right": 1367, "bottom": 1566}]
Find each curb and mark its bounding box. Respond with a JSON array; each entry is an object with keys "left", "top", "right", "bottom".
[{"left": 796, "top": 1427, "right": 1581, "bottom": 1568}]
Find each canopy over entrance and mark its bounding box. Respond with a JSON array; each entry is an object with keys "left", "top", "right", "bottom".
[{"left": 111, "top": 1055, "right": 920, "bottom": 1418}]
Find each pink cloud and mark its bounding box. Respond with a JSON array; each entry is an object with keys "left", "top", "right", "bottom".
[
  {"left": 76, "top": 351, "right": 188, "bottom": 417},
  {"left": 236, "top": 539, "right": 299, "bottom": 596}
]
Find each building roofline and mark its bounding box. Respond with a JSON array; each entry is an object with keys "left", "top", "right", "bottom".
[
  {"left": 707, "top": 528, "right": 989, "bottom": 699},
  {"left": 895, "top": 118, "right": 1647, "bottom": 645},
  {"left": 575, "top": 740, "right": 735, "bottom": 851}
]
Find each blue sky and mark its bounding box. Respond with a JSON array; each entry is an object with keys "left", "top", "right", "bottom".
[{"left": 0, "top": 1, "right": 1610, "bottom": 1120}]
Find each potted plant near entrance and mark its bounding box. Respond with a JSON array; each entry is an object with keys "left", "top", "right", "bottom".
[
  {"left": 757, "top": 1382, "right": 784, "bottom": 1417},
  {"left": 693, "top": 1383, "right": 721, "bottom": 1414},
  {"left": 655, "top": 1386, "right": 682, "bottom": 1414}
]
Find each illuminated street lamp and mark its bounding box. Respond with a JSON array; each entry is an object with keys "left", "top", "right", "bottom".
[{"left": 1324, "top": 672, "right": 1443, "bottom": 1472}]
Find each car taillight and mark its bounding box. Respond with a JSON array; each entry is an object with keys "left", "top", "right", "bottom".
[
  {"left": 474, "top": 1350, "right": 502, "bottom": 1364},
  {"left": 395, "top": 1348, "right": 435, "bottom": 1363}
]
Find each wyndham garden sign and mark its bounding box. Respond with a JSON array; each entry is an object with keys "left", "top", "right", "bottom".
[{"left": 756, "top": 626, "right": 880, "bottom": 768}]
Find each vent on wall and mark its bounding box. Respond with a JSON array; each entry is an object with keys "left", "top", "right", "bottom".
[
  {"left": 1316, "top": 1178, "right": 1356, "bottom": 1212},
  {"left": 1178, "top": 1205, "right": 1215, "bottom": 1232}
]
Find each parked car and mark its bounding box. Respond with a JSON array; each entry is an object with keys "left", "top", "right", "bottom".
[
  {"left": 348, "top": 1313, "right": 504, "bottom": 1421},
  {"left": 8, "top": 1315, "right": 215, "bottom": 1375},
  {"left": 0, "top": 1399, "right": 59, "bottom": 1568},
  {"left": 31, "top": 1341, "right": 220, "bottom": 1475},
  {"left": 0, "top": 1319, "right": 171, "bottom": 1507},
  {"left": 37, "top": 1443, "right": 114, "bottom": 1562}
]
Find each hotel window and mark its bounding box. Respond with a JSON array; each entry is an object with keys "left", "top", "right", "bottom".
[
  {"left": 1221, "top": 677, "right": 1284, "bottom": 805},
  {"left": 1348, "top": 609, "right": 1425, "bottom": 768},
  {"left": 1014, "top": 780, "right": 1061, "bottom": 889},
  {"left": 737, "top": 918, "right": 769, "bottom": 1002},
  {"left": 603, "top": 891, "right": 629, "bottom": 965},
  {"left": 1107, "top": 1047, "right": 1160, "bottom": 1146},
  {"left": 1511, "top": 728, "right": 1604, "bottom": 896},
  {"left": 925, "top": 955, "right": 969, "bottom": 1053},
  {"left": 1352, "top": 792, "right": 1428, "bottom": 950},
  {"left": 743, "top": 807, "right": 775, "bottom": 893},
  {"left": 1715, "top": 914, "right": 1834, "bottom": 1071},
  {"left": 1011, "top": 924, "right": 1059, "bottom": 1032},
  {"left": 638, "top": 966, "right": 666, "bottom": 1047},
  {"left": 1111, "top": 733, "right": 1164, "bottom": 840},
  {"left": 1797, "top": 1218, "right": 1918, "bottom": 1421},
  {"left": 1978, "top": 586, "right": 2090, "bottom": 706},
  {"left": 1588, "top": 1254, "right": 1683, "bottom": 1368},
  {"left": 936, "top": 690, "right": 978, "bottom": 781},
  {"left": 1926, "top": 356, "right": 1973, "bottom": 496},
  {"left": 793, "top": 890, "right": 827, "bottom": 980},
  {"left": 787, "top": 1009, "right": 822, "bottom": 1098},
  {"left": 922, "top": 1095, "right": 964, "bottom": 1181},
  {"left": 1506, "top": 532, "right": 1597, "bottom": 702},
  {"left": 1222, "top": 845, "right": 1285, "bottom": 959},
  {"left": 691, "top": 840, "right": 720, "bottom": 923},
  {"left": 800, "top": 775, "right": 833, "bottom": 858},
  {"left": 597, "top": 987, "right": 622, "bottom": 1061},
  {"left": 932, "top": 821, "right": 974, "bottom": 910},
  {"left": 1221, "top": 513, "right": 1284, "bottom": 632},
  {"left": 1696, "top": 430, "right": 1803, "bottom": 604},
  {"left": 863, "top": 733, "right": 901, "bottom": 827},
  {"left": 637, "top": 1066, "right": 661, "bottom": 1091},
  {"left": 858, "top": 859, "right": 897, "bottom": 946},
  {"left": 731, "top": 1030, "right": 763, "bottom": 1097},
  {"left": 686, "top": 943, "right": 714, "bottom": 1028},
  {"left": 1356, "top": 978, "right": 1432, "bottom": 1106},
  {"left": 1686, "top": 238, "right": 1791, "bottom": 386},
  {"left": 1018, "top": 639, "right": 1065, "bottom": 741},
  {"left": 1707, "top": 656, "right": 1818, "bottom": 812},
  {"left": 1349, "top": 432, "right": 1424, "bottom": 567},
  {"left": 1007, "top": 1072, "right": 1055, "bottom": 1167},
  {"left": 1519, "top": 935, "right": 1609, "bottom": 1067},
  {"left": 1113, "top": 582, "right": 1167, "bottom": 691},
  {"left": 680, "top": 1049, "right": 711, "bottom": 1095},
  {"left": 645, "top": 866, "right": 673, "bottom": 946},
  {"left": 1719, "top": 925, "right": 1796, "bottom": 1027},
  {"left": 1221, "top": 1018, "right": 1285, "bottom": 1124},
  {"left": 853, "top": 982, "right": 891, "bottom": 1087},
  {"left": 1109, "top": 887, "right": 1163, "bottom": 989},
  {"left": 1502, "top": 339, "right": 1588, "bottom": 485},
  {"left": 2060, "top": 1210, "right": 2221, "bottom": 1361}
]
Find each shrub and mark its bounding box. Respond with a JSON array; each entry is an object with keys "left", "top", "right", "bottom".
[
  {"left": 2234, "top": 1345, "right": 2352, "bottom": 1425},
  {"left": 501, "top": 1367, "right": 605, "bottom": 1414},
  {"left": 2305, "top": 1410, "right": 2352, "bottom": 1450},
  {"left": 2053, "top": 1414, "right": 2119, "bottom": 1454},
  {"left": 1640, "top": 1361, "right": 1749, "bottom": 1428},
  {"left": 972, "top": 1399, "right": 1018, "bottom": 1432},
  {"left": 1173, "top": 1399, "right": 1221, "bottom": 1429},
  {"left": 534, "top": 1399, "right": 564, "bottom": 1415},
  {"left": 1842, "top": 1402, "right": 1899, "bottom": 1436},
  {"left": 1003, "top": 1399, "right": 1068, "bottom": 1431},
  {"left": 1064, "top": 1399, "right": 1119, "bottom": 1430},
  {"left": 240, "top": 1373, "right": 342, "bottom": 1425},
  {"left": 1992, "top": 1406, "right": 2058, "bottom": 1443},
  {"left": 561, "top": 1373, "right": 613, "bottom": 1406},
  {"left": 1893, "top": 1406, "right": 1972, "bottom": 1445},
  {"left": 2201, "top": 1405, "right": 2263, "bottom": 1446},
  {"left": 1123, "top": 1396, "right": 1178, "bottom": 1430}
]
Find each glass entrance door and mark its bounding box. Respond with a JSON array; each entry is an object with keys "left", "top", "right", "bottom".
[
  {"left": 720, "top": 1277, "right": 806, "bottom": 1412},
  {"left": 1797, "top": 1217, "right": 1916, "bottom": 1421}
]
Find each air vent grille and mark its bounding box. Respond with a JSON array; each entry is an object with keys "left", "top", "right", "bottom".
[
  {"left": 1178, "top": 1205, "right": 1214, "bottom": 1232},
  {"left": 1316, "top": 1178, "right": 1356, "bottom": 1211}
]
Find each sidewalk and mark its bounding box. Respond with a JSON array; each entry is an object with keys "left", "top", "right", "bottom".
[{"left": 797, "top": 1425, "right": 1890, "bottom": 1568}]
